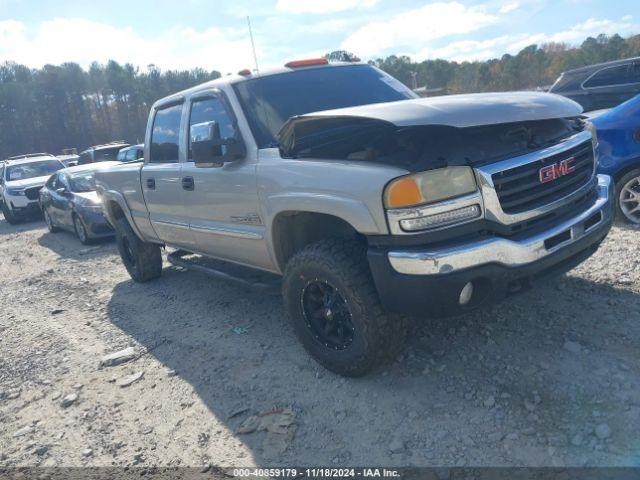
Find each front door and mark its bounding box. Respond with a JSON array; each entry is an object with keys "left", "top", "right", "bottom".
[
  {"left": 180, "top": 94, "right": 271, "bottom": 270},
  {"left": 141, "top": 102, "right": 196, "bottom": 248}
]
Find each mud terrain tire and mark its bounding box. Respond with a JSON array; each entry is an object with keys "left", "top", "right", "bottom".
[
  {"left": 282, "top": 239, "right": 406, "bottom": 377},
  {"left": 115, "top": 218, "right": 162, "bottom": 282}
]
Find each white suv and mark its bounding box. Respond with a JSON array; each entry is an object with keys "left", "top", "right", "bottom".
[{"left": 0, "top": 154, "right": 65, "bottom": 224}]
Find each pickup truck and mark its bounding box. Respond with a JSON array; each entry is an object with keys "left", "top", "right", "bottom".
[{"left": 95, "top": 59, "right": 613, "bottom": 376}]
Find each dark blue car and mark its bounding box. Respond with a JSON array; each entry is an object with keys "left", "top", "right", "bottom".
[
  {"left": 593, "top": 94, "right": 640, "bottom": 224},
  {"left": 39, "top": 162, "right": 118, "bottom": 244}
]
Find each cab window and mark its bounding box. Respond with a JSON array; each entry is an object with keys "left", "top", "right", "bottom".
[
  {"left": 188, "top": 97, "right": 236, "bottom": 159},
  {"left": 125, "top": 149, "right": 138, "bottom": 161},
  {"left": 117, "top": 150, "right": 127, "bottom": 161},
  {"left": 150, "top": 103, "right": 183, "bottom": 163}
]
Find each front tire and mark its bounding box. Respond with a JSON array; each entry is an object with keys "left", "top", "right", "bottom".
[
  {"left": 73, "top": 213, "right": 92, "bottom": 245},
  {"left": 2, "top": 201, "right": 21, "bottom": 225},
  {"left": 616, "top": 169, "right": 640, "bottom": 225},
  {"left": 115, "top": 218, "right": 162, "bottom": 282},
  {"left": 282, "top": 239, "right": 406, "bottom": 377}
]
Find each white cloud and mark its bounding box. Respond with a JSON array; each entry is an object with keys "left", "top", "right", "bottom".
[
  {"left": 499, "top": 2, "right": 520, "bottom": 14},
  {"left": 276, "top": 0, "right": 378, "bottom": 15},
  {"left": 0, "top": 18, "right": 256, "bottom": 73},
  {"left": 341, "top": 2, "right": 497, "bottom": 57},
  {"left": 408, "top": 15, "right": 639, "bottom": 62}
]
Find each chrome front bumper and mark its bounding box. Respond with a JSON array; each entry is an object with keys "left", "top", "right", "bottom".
[{"left": 388, "top": 175, "right": 613, "bottom": 275}]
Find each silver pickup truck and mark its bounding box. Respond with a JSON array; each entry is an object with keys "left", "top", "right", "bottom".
[{"left": 95, "top": 59, "right": 613, "bottom": 376}]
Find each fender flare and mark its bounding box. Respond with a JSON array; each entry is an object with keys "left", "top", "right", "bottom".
[
  {"left": 100, "top": 190, "right": 146, "bottom": 241},
  {"left": 264, "top": 192, "right": 385, "bottom": 235}
]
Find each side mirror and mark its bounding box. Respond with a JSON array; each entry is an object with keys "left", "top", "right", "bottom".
[
  {"left": 191, "top": 121, "right": 244, "bottom": 168},
  {"left": 55, "top": 187, "right": 69, "bottom": 196}
]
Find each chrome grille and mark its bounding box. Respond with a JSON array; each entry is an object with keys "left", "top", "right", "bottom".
[{"left": 491, "top": 140, "right": 594, "bottom": 214}]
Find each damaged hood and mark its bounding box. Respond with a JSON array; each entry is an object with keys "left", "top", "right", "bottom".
[
  {"left": 285, "top": 92, "right": 582, "bottom": 129},
  {"left": 278, "top": 92, "right": 585, "bottom": 169}
]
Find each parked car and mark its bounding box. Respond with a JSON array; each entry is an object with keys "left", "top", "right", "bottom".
[
  {"left": 78, "top": 142, "right": 129, "bottom": 165},
  {"left": 591, "top": 94, "right": 640, "bottom": 224},
  {"left": 0, "top": 154, "right": 65, "bottom": 224},
  {"left": 95, "top": 59, "right": 612, "bottom": 376},
  {"left": 39, "top": 162, "right": 119, "bottom": 244},
  {"left": 57, "top": 154, "right": 80, "bottom": 167},
  {"left": 116, "top": 144, "right": 144, "bottom": 162},
  {"left": 549, "top": 56, "right": 640, "bottom": 112}
]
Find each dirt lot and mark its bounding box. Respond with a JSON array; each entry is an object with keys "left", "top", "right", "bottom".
[{"left": 0, "top": 213, "right": 639, "bottom": 468}]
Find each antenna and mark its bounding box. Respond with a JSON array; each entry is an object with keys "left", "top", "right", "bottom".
[{"left": 247, "top": 16, "right": 260, "bottom": 75}]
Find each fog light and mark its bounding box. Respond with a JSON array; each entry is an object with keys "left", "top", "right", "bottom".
[
  {"left": 459, "top": 282, "right": 474, "bottom": 305},
  {"left": 399, "top": 204, "right": 481, "bottom": 232}
]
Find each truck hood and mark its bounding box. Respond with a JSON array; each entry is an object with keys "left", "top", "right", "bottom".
[
  {"left": 284, "top": 92, "right": 582, "bottom": 129},
  {"left": 278, "top": 92, "right": 584, "bottom": 170},
  {"left": 5, "top": 175, "right": 51, "bottom": 189}
]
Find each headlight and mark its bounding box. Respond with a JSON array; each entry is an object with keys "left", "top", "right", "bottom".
[
  {"left": 384, "top": 166, "right": 477, "bottom": 209},
  {"left": 6, "top": 188, "right": 25, "bottom": 196},
  {"left": 585, "top": 121, "right": 598, "bottom": 149}
]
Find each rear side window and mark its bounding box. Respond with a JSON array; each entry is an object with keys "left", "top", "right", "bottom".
[
  {"left": 117, "top": 150, "right": 126, "bottom": 161},
  {"left": 150, "top": 104, "right": 183, "bottom": 163},
  {"left": 95, "top": 147, "right": 121, "bottom": 162},
  {"left": 583, "top": 64, "right": 634, "bottom": 88}
]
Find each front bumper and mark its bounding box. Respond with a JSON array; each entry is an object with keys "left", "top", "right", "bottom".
[
  {"left": 368, "top": 175, "right": 613, "bottom": 317},
  {"left": 7, "top": 198, "right": 42, "bottom": 216}
]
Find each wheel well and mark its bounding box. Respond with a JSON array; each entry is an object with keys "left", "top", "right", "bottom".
[
  {"left": 613, "top": 163, "right": 640, "bottom": 184},
  {"left": 108, "top": 200, "right": 126, "bottom": 221},
  {"left": 272, "top": 212, "right": 363, "bottom": 271}
]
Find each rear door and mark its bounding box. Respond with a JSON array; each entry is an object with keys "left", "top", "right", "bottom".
[{"left": 140, "top": 102, "right": 196, "bottom": 248}]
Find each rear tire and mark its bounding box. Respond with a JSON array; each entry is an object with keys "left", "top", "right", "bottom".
[
  {"left": 282, "top": 239, "right": 406, "bottom": 377},
  {"left": 2, "top": 201, "right": 21, "bottom": 225},
  {"left": 115, "top": 218, "right": 162, "bottom": 282}
]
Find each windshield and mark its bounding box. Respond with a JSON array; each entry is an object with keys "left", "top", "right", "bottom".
[
  {"left": 233, "top": 65, "right": 417, "bottom": 148},
  {"left": 68, "top": 171, "right": 96, "bottom": 193},
  {"left": 6, "top": 159, "right": 63, "bottom": 181}
]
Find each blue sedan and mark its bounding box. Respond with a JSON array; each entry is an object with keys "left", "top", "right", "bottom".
[
  {"left": 39, "top": 162, "right": 118, "bottom": 244},
  {"left": 593, "top": 94, "right": 640, "bottom": 224}
]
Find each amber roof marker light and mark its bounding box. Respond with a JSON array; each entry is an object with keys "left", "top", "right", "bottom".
[{"left": 284, "top": 58, "right": 329, "bottom": 68}]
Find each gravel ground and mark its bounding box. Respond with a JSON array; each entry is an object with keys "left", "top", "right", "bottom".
[{"left": 0, "top": 213, "right": 639, "bottom": 468}]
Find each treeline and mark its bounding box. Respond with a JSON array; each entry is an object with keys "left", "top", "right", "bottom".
[
  {"left": 1, "top": 33, "right": 639, "bottom": 158},
  {"left": 372, "top": 33, "right": 640, "bottom": 93},
  {"left": 0, "top": 61, "right": 221, "bottom": 159}
]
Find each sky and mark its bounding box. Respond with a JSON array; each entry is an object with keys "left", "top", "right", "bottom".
[{"left": 0, "top": 0, "right": 637, "bottom": 74}]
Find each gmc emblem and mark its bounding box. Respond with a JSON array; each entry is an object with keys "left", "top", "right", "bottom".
[{"left": 539, "top": 157, "right": 576, "bottom": 183}]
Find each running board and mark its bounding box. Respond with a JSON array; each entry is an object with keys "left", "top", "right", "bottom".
[{"left": 166, "top": 250, "right": 281, "bottom": 295}]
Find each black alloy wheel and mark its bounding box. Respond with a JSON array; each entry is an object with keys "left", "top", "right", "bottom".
[{"left": 301, "top": 279, "right": 355, "bottom": 350}]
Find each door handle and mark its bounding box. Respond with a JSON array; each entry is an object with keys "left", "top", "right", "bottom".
[
  {"left": 146, "top": 178, "right": 156, "bottom": 190},
  {"left": 182, "top": 176, "right": 195, "bottom": 191}
]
